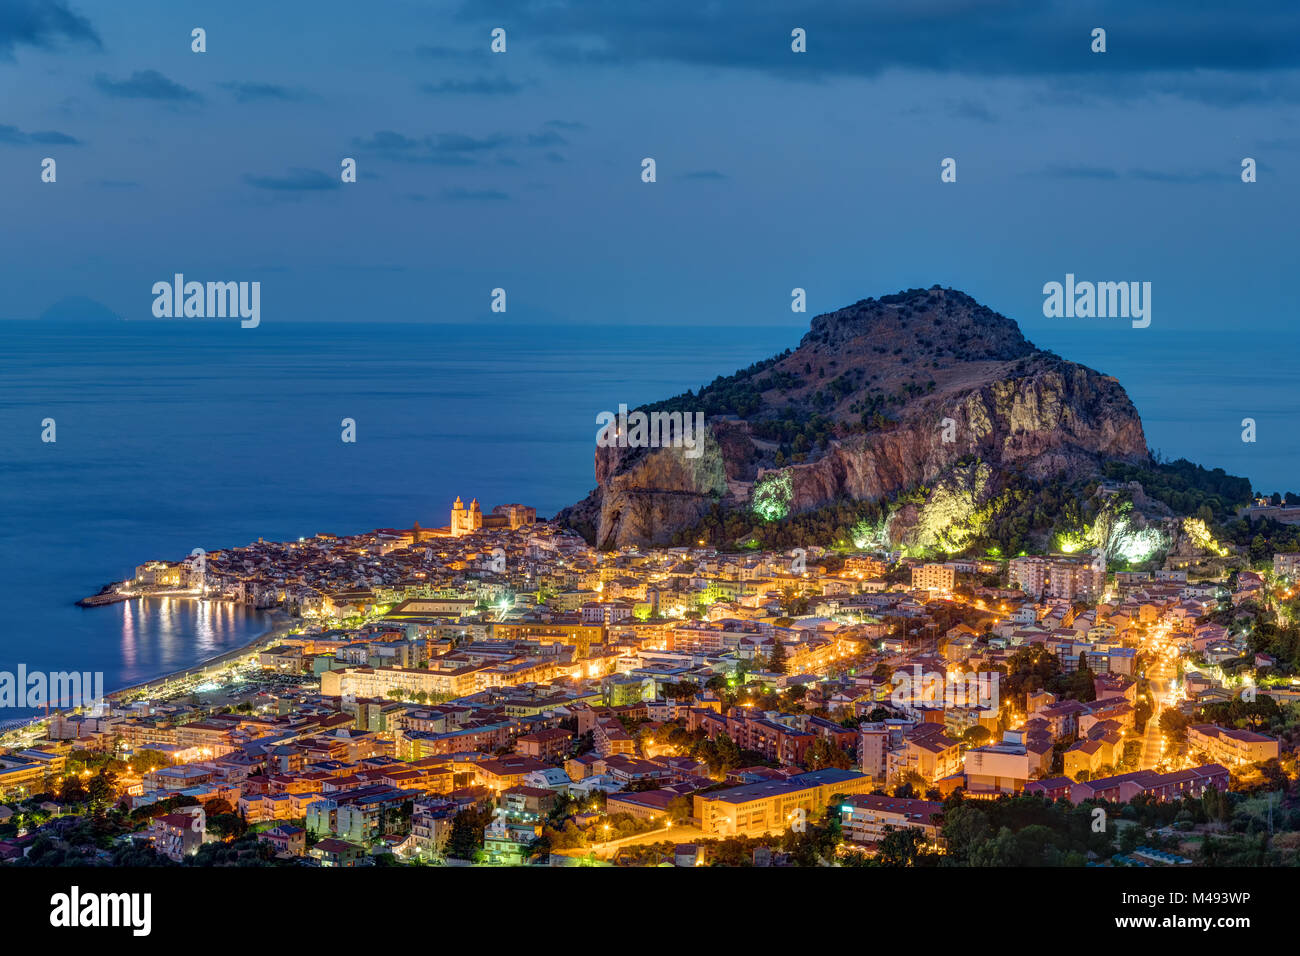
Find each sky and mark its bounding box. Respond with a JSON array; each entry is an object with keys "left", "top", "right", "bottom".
[{"left": 0, "top": 0, "right": 1296, "bottom": 335}]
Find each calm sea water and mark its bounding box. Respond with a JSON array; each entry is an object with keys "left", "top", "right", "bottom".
[
  {"left": 1030, "top": 326, "right": 1300, "bottom": 492},
  {"left": 0, "top": 319, "right": 1294, "bottom": 717}
]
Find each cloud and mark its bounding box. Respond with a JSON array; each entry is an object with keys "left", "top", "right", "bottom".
[
  {"left": 0, "top": 0, "right": 100, "bottom": 59},
  {"left": 1033, "top": 164, "right": 1121, "bottom": 180},
  {"left": 946, "top": 98, "right": 997, "bottom": 123},
  {"left": 441, "top": 186, "right": 509, "bottom": 201},
  {"left": 352, "top": 129, "right": 523, "bottom": 166},
  {"left": 1030, "top": 164, "right": 1229, "bottom": 183},
  {"left": 435, "top": 132, "right": 512, "bottom": 153},
  {"left": 1037, "top": 70, "right": 1300, "bottom": 108},
  {"left": 352, "top": 125, "right": 569, "bottom": 169},
  {"left": 0, "top": 123, "right": 80, "bottom": 145},
  {"left": 526, "top": 129, "right": 567, "bottom": 147},
  {"left": 414, "top": 44, "right": 482, "bottom": 61},
  {"left": 544, "top": 119, "right": 587, "bottom": 131},
  {"left": 1127, "top": 168, "right": 1225, "bottom": 184},
  {"left": 420, "top": 76, "right": 524, "bottom": 95},
  {"left": 30, "top": 128, "right": 78, "bottom": 144},
  {"left": 904, "top": 98, "right": 998, "bottom": 123},
  {"left": 353, "top": 130, "right": 424, "bottom": 152},
  {"left": 242, "top": 168, "right": 340, "bottom": 192},
  {"left": 350, "top": 130, "right": 469, "bottom": 165},
  {"left": 94, "top": 69, "right": 201, "bottom": 102},
  {"left": 452, "top": 0, "right": 1300, "bottom": 99},
  {"left": 218, "top": 81, "right": 310, "bottom": 103}
]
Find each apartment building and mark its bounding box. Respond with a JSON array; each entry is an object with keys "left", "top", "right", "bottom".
[
  {"left": 844, "top": 555, "right": 887, "bottom": 578},
  {"left": 410, "top": 800, "right": 457, "bottom": 855},
  {"left": 962, "top": 730, "right": 1053, "bottom": 794},
  {"left": 1063, "top": 732, "right": 1121, "bottom": 779},
  {"left": 594, "top": 716, "right": 636, "bottom": 757},
  {"left": 0, "top": 752, "right": 60, "bottom": 797},
  {"left": 887, "top": 725, "right": 962, "bottom": 785},
  {"left": 694, "top": 768, "right": 872, "bottom": 838},
  {"left": 696, "top": 708, "right": 816, "bottom": 767},
  {"left": 911, "top": 564, "right": 956, "bottom": 592},
  {"left": 305, "top": 784, "right": 421, "bottom": 842},
  {"left": 148, "top": 807, "right": 205, "bottom": 862},
  {"left": 310, "top": 838, "right": 366, "bottom": 867},
  {"left": 1010, "top": 555, "right": 1105, "bottom": 601},
  {"left": 1274, "top": 553, "right": 1300, "bottom": 578},
  {"left": 396, "top": 721, "right": 516, "bottom": 759},
  {"left": 668, "top": 620, "right": 768, "bottom": 655},
  {"left": 259, "top": 824, "right": 307, "bottom": 856},
  {"left": 320, "top": 664, "right": 485, "bottom": 701},
  {"left": 515, "top": 727, "right": 575, "bottom": 760},
  {"left": 840, "top": 794, "right": 944, "bottom": 847},
  {"left": 1187, "top": 724, "right": 1280, "bottom": 767},
  {"left": 1068, "top": 764, "right": 1230, "bottom": 805},
  {"left": 490, "top": 621, "right": 606, "bottom": 657},
  {"left": 858, "top": 720, "right": 915, "bottom": 782}
]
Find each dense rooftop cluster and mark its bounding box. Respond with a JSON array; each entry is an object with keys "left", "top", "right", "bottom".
[{"left": 5, "top": 515, "right": 1300, "bottom": 867}]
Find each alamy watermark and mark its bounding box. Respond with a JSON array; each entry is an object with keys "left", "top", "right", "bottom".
[
  {"left": 1042, "top": 274, "right": 1150, "bottom": 328},
  {"left": 151, "top": 274, "right": 260, "bottom": 328},
  {"left": 50, "top": 886, "right": 151, "bottom": 936},
  {"left": 0, "top": 665, "right": 104, "bottom": 711},
  {"left": 596, "top": 404, "right": 707, "bottom": 459},
  {"left": 891, "top": 665, "right": 999, "bottom": 710}
]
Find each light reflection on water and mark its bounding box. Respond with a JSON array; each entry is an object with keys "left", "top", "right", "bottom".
[{"left": 1, "top": 598, "right": 270, "bottom": 720}]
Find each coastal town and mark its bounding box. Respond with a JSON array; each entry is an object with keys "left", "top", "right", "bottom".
[{"left": 1, "top": 496, "right": 1298, "bottom": 868}]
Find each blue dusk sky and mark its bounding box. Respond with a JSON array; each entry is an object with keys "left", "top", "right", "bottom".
[{"left": 0, "top": 0, "right": 1296, "bottom": 335}]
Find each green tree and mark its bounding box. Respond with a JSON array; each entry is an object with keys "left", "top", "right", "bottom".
[
  {"left": 804, "top": 737, "right": 853, "bottom": 771},
  {"left": 446, "top": 805, "right": 492, "bottom": 861},
  {"left": 131, "top": 749, "right": 170, "bottom": 773},
  {"left": 207, "top": 813, "right": 248, "bottom": 840},
  {"left": 1158, "top": 708, "right": 1192, "bottom": 744},
  {"left": 86, "top": 769, "right": 116, "bottom": 815},
  {"left": 768, "top": 642, "right": 788, "bottom": 675},
  {"left": 877, "top": 826, "right": 934, "bottom": 866},
  {"left": 940, "top": 803, "right": 990, "bottom": 865}
]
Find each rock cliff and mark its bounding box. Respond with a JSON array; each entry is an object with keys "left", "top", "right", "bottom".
[{"left": 558, "top": 286, "right": 1150, "bottom": 548}]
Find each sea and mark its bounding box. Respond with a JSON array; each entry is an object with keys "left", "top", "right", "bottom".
[{"left": 0, "top": 319, "right": 1295, "bottom": 719}]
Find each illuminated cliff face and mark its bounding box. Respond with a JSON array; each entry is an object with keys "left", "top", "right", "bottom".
[
  {"left": 1053, "top": 497, "right": 1171, "bottom": 564},
  {"left": 752, "top": 470, "right": 794, "bottom": 521},
  {"left": 1109, "top": 519, "right": 1168, "bottom": 563},
  {"left": 902, "top": 460, "right": 995, "bottom": 555},
  {"left": 851, "top": 515, "right": 890, "bottom": 550},
  {"left": 1182, "top": 517, "right": 1229, "bottom": 557},
  {"left": 560, "top": 287, "right": 1151, "bottom": 548}
]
